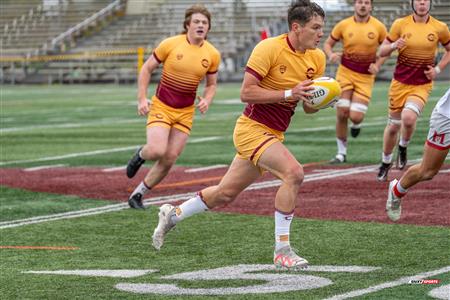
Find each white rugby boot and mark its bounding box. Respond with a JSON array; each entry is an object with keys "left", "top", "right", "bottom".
[
  {"left": 152, "top": 204, "right": 176, "bottom": 250},
  {"left": 386, "top": 179, "right": 402, "bottom": 221},
  {"left": 273, "top": 246, "right": 309, "bottom": 270}
]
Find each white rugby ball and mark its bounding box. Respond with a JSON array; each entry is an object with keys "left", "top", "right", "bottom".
[{"left": 308, "top": 77, "right": 341, "bottom": 109}]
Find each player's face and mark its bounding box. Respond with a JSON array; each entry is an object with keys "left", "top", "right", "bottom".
[
  {"left": 296, "top": 15, "right": 324, "bottom": 50},
  {"left": 186, "top": 13, "right": 209, "bottom": 41},
  {"left": 354, "top": 0, "right": 372, "bottom": 18},
  {"left": 413, "top": 0, "right": 431, "bottom": 17}
]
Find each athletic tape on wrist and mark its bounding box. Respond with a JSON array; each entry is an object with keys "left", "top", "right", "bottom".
[{"left": 284, "top": 89, "right": 292, "bottom": 100}]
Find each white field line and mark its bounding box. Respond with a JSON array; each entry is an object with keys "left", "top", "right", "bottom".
[
  {"left": 324, "top": 266, "right": 450, "bottom": 300},
  {"left": 0, "top": 146, "right": 138, "bottom": 167},
  {"left": 185, "top": 165, "right": 228, "bottom": 173},
  {"left": 103, "top": 166, "right": 127, "bottom": 172},
  {"left": 288, "top": 118, "right": 427, "bottom": 133},
  {"left": 0, "top": 163, "right": 385, "bottom": 229},
  {"left": 439, "top": 169, "right": 450, "bottom": 173},
  {"left": 1, "top": 110, "right": 240, "bottom": 134},
  {"left": 0, "top": 137, "right": 224, "bottom": 167},
  {"left": 24, "top": 164, "right": 67, "bottom": 172},
  {"left": 0, "top": 119, "right": 143, "bottom": 133}
]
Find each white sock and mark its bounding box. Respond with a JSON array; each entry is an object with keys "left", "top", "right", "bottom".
[
  {"left": 351, "top": 122, "right": 361, "bottom": 129},
  {"left": 336, "top": 138, "right": 347, "bottom": 155},
  {"left": 130, "top": 181, "right": 150, "bottom": 197},
  {"left": 399, "top": 138, "right": 409, "bottom": 147},
  {"left": 275, "top": 210, "right": 294, "bottom": 251},
  {"left": 138, "top": 149, "right": 144, "bottom": 159},
  {"left": 171, "top": 194, "right": 208, "bottom": 224},
  {"left": 396, "top": 181, "right": 408, "bottom": 194},
  {"left": 382, "top": 153, "right": 393, "bottom": 164}
]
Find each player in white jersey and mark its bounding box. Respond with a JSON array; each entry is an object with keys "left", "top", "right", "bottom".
[{"left": 386, "top": 88, "right": 450, "bottom": 221}]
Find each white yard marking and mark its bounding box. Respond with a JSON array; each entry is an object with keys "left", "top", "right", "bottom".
[
  {"left": 439, "top": 169, "right": 450, "bottom": 173},
  {"left": 0, "top": 163, "right": 387, "bottom": 229},
  {"left": 23, "top": 270, "right": 158, "bottom": 278},
  {"left": 102, "top": 166, "right": 127, "bottom": 172},
  {"left": 185, "top": 165, "right": 228, "bottom": 173},
  {"left": 1, "top": 119, "right": 143, "bottom": 133},
  {"left": 428, "top": 284, "right": 450, "bottom": 300},
  {"left": 24, "top": 164, "right": 66, "bottom": 172},
  {"left": 0, "top": 146, "right": 139, "bottom": 166},
  {"left": 0, "top": 137, "right": 223, "bottom": 166},
  {"left": 325, "top": 266, "right": 450, "bottom": 300},
  {"left": 288, "top": 119, "right": 426, "bottom": 133}
]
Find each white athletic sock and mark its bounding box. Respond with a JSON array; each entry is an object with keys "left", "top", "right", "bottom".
[
  {"left": 336, "top": 138, "right": 347, "bottom": 155},
  {"left": 138, "top": 149, "right": 144, "bottom": 159},
  {"left": 130, "top": 181, "right": 150, "bottom": 197},
  {"left": 275, "top": 210, "right": 294, "bottom": 251},
  {"left": 382, "top": 153, "right": 393, "bottom": 164},
  {"left": 396, "top": 181, "right": 408, "bottom": 194},
  {"left": 399, "top": 138, "right": 409, "bottom": 147},
  {"left": 351, "top": 122, "right": 361, "bottom": 129},
  {"left": 171, "top": 194, "right": 208, "bottom": 224}
]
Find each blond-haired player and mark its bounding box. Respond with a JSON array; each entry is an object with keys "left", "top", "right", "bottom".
[
  {"left": 377, "top": 0, "right": 450, "bottom": 181},
  {"left": 150, "top": 0, "right": 326, "bottom": 270},
  {"left": 324, "top": 0, "right": 387, "bottom": 163},
  {"left": 126, "top": 4, "right": 221, "bottom": 209}
]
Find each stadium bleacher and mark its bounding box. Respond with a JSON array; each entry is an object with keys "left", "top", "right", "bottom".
[{"left": 1, "top": 0, "right": 448, "bottom": 84}]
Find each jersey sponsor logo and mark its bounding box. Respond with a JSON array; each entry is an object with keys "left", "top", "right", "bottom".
[
  {"left": 368, "top": 32, "right": 375, "bottom": 39},
  {"left": 201, "top": 59, "right": 209, "bottom": 68},
  {"left": 279, "top": 65, "right": 287, "bottom": 74},
  {"left": 176, "top": 53, "right": 183, "bottom": 60},
  {"left": 306, "top": 67, "right": 315, "bottom": 79},
  {"left": 427, "top": 33, "right": 436, "bottom": 42}
]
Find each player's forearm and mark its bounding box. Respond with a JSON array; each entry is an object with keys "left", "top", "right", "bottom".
[
  {"left": 375, "top": 55, "right": 389, "bottom": 68},
  {"left": 436, "top": 50, "right": 450, "bottom": 72},
  {"left": 202, "top": 83, "right": 217, "bottom": 103},
  {"left": 379, "top": 43, "right": 396, "bottom": 57},
  {"left": 240, "top": 85, "right": 285, "bottom": 104},
  {"left": 137, "top": 68, "right": 151, "bottom": 101},
  {"left": 323, "top": 42, "right": 334, "bottom": 59}
]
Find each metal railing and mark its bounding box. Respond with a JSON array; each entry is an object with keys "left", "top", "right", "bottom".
[{"left": 40, "top": 0, "right": 125, "bottom": 54}]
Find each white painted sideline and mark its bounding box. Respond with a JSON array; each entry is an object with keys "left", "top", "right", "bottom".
[
  {"left": 0, "top": 136, "right": 223, "bottom": 167},
  {"left": 185, "top": 165, "right": 228, "bottom": 173},
  {"left": 0, "top": 163, "right": 383, "bottom": 229},
  {"left": 324, "top": 266, "right": 450, "bottom": 300},
  {"left": 24, "top": 164, "right": 67, "bottom": 172}
]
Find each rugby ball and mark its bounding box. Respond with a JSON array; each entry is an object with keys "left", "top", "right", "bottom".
[{"left": 308, "top": 77, "right": 341, "bottom": 109}]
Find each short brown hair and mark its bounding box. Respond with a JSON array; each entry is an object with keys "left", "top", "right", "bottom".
[
  {"left": 182, "top": 4, "right": 211, "bottom": 33},
  {"left": 288, "top": 0, "right": 325, "bottom": 28}
]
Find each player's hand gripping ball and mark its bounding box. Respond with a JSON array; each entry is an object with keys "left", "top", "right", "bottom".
[{"left": 307, "top": 77, "right": 341, "bottom": 109}]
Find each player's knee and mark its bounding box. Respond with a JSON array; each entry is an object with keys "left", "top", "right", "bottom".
[
  {"left": 284, "top": 164, "right": 304, "bottom": 187},
  {"left": 386, "top": 124, "right": 399, "bottom": 136},
  {"left": 162, "top": 152, "right": 179, "bottom": 166},
  {"left": 350, "top": 114, "right": 364, "bottom": 125},
  {"left": 216, "top": 188, "right": 237, "bottom": 204},
  {"left": 421, "top": 168, "right": 439, "bottom": 181},
  {"left": 143, "top": 147, "right": 165, "bottom": 160},
  {"left": 402, "top": 114, "right": 416, "bottom": 129},
  {"left": 337, "top": 109, "right": 349, "bottom": 120}
]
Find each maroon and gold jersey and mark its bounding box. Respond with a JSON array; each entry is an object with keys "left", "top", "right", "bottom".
[
  {"left": 331, "top": 16, "right": 387, "bottom": 74},
  {"left": 244, "top": 34, "right": 326, "bottom": 132},
  {"left": 387, "top": 15, "right": 450, "bottom": 85},
  {"left": 152, "top": 34, "right": 221, "bottom": 108}
]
